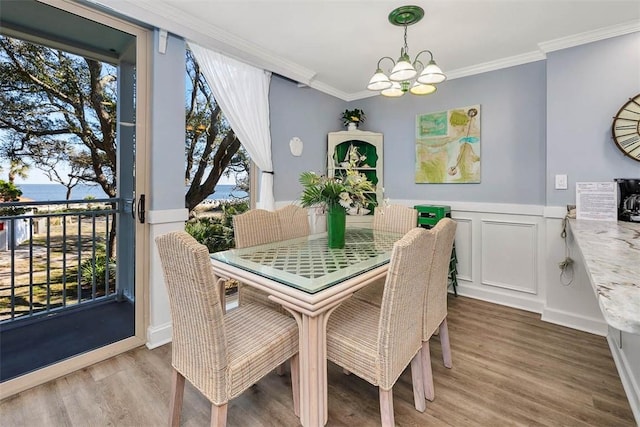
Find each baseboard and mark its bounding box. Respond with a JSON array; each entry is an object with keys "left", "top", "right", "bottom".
[
  {"left": 607, "top": 334, "right": 640, "bottom": 425},
  {"left": 456, "top": 282, "right": 544, "bottom": 315},
  {"left": 541, "top": 306, "right": 608, "bottom": 336},
  {"left": 146, "top": 322, "right": 172, "bottom": 349}
]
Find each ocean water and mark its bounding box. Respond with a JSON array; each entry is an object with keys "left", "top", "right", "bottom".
[{"left": 16, "top": 183, "right": 247, "bottom": 202}]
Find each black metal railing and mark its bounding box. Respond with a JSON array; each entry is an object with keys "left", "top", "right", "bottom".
[{"left": 0, "top": 199, "right": 119, "bottom": 324}]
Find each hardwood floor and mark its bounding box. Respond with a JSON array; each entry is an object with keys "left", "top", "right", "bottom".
[{"left": 0, "top": 296, "right": 635, "bottom": 426}]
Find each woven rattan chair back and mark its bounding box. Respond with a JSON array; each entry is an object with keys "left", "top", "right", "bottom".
[
  {"left": 423, "top": 218, "right": 457, "bottom": 340},
  {"left": 276, "top": 205, "right": 310, "bottom": 240},
  {"left": 233, "top": 209, "right": 282, "bottom": 248},
  {"left": 420, "top": 217, "right": 457, "bottom": 403},
  {"left": 232, "top": 209, "right": 287, "bottom": 310},
  {"left": 378, "top": 227, "right": 437, "bottom": 389},
  {"left": 373, "top": 204, "right": 418, "bottom": 234}
]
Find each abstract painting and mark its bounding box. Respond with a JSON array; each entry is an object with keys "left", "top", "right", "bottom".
[{"left": 415, "top": 104, "right": 481, "bottom": 183}]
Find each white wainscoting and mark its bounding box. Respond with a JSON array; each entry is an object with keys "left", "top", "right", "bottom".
[
  {"left": 449, "top": 209, "right": 546, "bottom": 314},
  {"left": 392, "top": 199, "right": 605, "bottom": 332},
  {"left": 481, "top": 220, "right": 538, "bottom": 294},
  {"left": 146, "top": 209, "right": 188, "bottom": 349}
]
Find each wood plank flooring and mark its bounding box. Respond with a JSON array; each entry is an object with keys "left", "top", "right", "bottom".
[{"left": 0, "top": 296, "right": 635, "bottom": 426}]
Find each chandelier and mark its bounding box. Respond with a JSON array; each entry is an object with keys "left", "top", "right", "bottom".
[{"left": 367, "top": 5, "right": 446, "bottom": 97}]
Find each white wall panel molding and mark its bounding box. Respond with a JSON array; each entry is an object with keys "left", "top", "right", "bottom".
[
  {"left": 451, "top": 217, "right": 473, "bottom": 282},
  {"left": 541, "top": 307, "right": 607, "bottom": 336},
  {"left": 394, "top": 199, "right": 544, "bottom": 216},
  {"left": 147, "top": 208, "right": 188, "bottom": 224},
  {"left": 481, "top": 219, "right": 538, "bottom": 294},
  {"left": 146, "top": 321, "right": 172, "bottom": 349},
  {"left": 544, "top": 205, "right": 569, "bottom": 219},
  {"left": 456, "top": 283, "right": 544, "bottom": 314},
  {"left": 147, "top": 222, "right": 185, "bottom": 348}
]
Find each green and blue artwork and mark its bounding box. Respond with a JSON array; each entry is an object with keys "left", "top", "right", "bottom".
[{"left": 415, "top": 105, "right": 481, "bottom": 183}]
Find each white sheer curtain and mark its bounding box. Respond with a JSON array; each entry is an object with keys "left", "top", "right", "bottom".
[{"left": 188, "top": 42, "right": 275, "bottom": 211}]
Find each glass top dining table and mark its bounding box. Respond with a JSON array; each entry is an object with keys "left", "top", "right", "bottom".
[
  {"left": 210, "top": 228, "right": 404, "bottom": 294},
  {"left": 209, "top": 227, "right": 405, "bottom": 427}
]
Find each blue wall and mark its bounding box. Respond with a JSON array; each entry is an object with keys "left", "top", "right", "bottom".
[
  {"left": 270, "top": 75, "right": 346, "bottom": 202},
  {"left": 150, "top": 32, "right": 186, "bottom": 211},
  {"left": 546, "top": 32, "right": 640, "bottom": 206},
  {"left": 354, "top": 61, "right": 547, "bottom": 205},
  {"left": 269, "top": 31, "right": 640, "bottom": 208}
]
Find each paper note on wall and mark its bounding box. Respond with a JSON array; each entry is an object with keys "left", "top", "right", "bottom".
[{"left": 576, "top": 182, "right": 617, "bottom": 221}]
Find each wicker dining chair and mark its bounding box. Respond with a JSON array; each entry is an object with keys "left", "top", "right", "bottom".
[
  {"left": 155, "top": 231, "right": 300, "bottom": 427},
  {"left": 421, "top": 217, "right": 457, "bottom": 401},
  {"left": 233, "top": 207, "right": 309, "bottom": 310},
  {"left": 353, "top": 204, "right": 417, "bottom": 302},
  {"left": 276, "top": 204, "right": 310, "bottom": 240},
  {"left": 232, "top": 209, "right": 282, "bottom": 308},
  {"left": 233, "top": 209, "right": 282, "bottom": 248},
  {"left": 372, "top": 204, "right": 418, "bottom": 234},
  {"left": 326, "top": 227, "right": 437, "bottom": 426}
]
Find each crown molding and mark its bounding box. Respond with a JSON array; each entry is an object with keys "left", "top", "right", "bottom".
[
  {"left": 306, "top": 79, "right": 351, "bottom": 102},
  {"left": 539, "top": 19, "right": 640, "bottom": 53},
  {"left": 446, "top": 51, "right": 547, "bottom": 81},
  {"left": 86, "top": 2, "right": 640, "bottom": 102},
  {"left": 89, "top": 0, "right": 317, "bottom": 85}
]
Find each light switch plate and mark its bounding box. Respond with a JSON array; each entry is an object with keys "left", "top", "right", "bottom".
[{"left": 555, "top": 174, "right": 568, "bottom": 190}]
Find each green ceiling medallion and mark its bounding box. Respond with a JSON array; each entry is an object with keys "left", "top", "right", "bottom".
[{"left": 388, "top": 5, "right": 424, "bottom": 27}]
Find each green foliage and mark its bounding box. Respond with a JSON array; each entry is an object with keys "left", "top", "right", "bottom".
[
  {"left": 0, "top": 180, "right": 26, "bottom": 216},
  {"left": 341, "top": 108, "right": 366, "bottom": 126},
  {"left": 186, "top": 217, "right": 235, "bottom": 252},
  {"left": 79, "top": 253, "right": 116, "bottom": 292},
  {"left": 0, "top": 179, "right": 21, "bottom": 201},
  {"left": 0, "top": 35, "right": 118, "bottom": 197},
  {"left": 220, "top": 200, "right": 249, "bottom": 227},
  {"left": 299, "top": 146, "right": 376, "bottom": 211},
  {"left": 186, "top": 200, "right": 249, "bottom": 251},
  {"left": 62, "top": 245, "right": 116, "bottom": 296}
]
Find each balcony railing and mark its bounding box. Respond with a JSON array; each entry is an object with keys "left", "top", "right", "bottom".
[{"left": 0, "top": 199, "right": 119, "bottom": 325}]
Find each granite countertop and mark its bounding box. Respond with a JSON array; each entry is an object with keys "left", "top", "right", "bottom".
[{"left": 569, "top": 219, "right": 640, "bottom": 334}]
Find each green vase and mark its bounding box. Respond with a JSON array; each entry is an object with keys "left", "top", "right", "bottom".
[{"left": 327, "top": 205, "right": 346, "bottom": 249}]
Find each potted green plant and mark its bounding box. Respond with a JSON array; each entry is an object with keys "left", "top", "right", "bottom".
[
  {"left": 341, "top": 108, "right": 366, "bottom": 130},
  {"left": 299, "top": 147, "right": 376, "bottom": 248}
]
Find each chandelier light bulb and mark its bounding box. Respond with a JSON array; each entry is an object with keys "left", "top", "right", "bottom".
[
  {"left": 417, "top": 60, "right": 446, "bottom": 84},
  {"left": 389, "top": 52, "right": 417, "bottom": 82},
  {"left": 409, "top": 82, "right": 437, "bottom": 96},
  {"left": 367, "top": 69, "right": 393, "bottom": 91},
  {"left": 381, "top": 81, "right": 404, "bottom": 97}
]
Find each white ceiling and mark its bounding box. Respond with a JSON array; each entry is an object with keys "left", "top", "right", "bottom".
[{"left": 92, "top": 0, "right": 640, "bottom": 101}]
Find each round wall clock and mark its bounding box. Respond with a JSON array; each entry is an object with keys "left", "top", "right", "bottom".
[{"left": 611, "top": 93, "right": 640, "bottom": 162}]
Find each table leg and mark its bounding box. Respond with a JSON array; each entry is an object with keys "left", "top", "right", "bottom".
[
  {"left": 273, "top": 297, "right": 346, "bottom": 427},
  {"left": 299, "top": 312, "right": 328, "bottom": 427}
]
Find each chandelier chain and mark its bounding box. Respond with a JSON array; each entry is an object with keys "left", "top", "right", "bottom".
[{"left": 403, "top": 25, "right": 409, "bottom": 54}]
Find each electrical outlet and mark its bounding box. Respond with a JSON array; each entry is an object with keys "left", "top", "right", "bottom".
[{"left": 555, "top": 174, "right": 568, "bottom": 190}]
